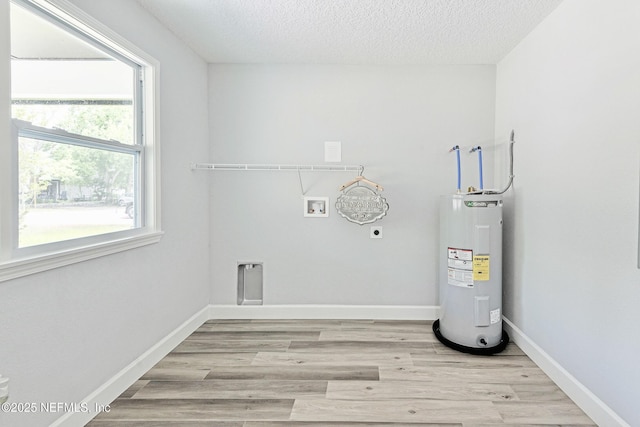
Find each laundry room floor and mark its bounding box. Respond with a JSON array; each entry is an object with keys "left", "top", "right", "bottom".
[{"left": 87, "top": 319, "right": 596, "bottom": 426}]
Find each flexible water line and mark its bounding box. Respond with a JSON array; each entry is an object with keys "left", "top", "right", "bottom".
[
  {"left": 470, "top": 146, "right": 483, "bottom": 190},
  {"left": 493, "top": 130, "right": 515, "bottom": 195},
  {"left": 449, "top": 145, "right": 461, "bottom": 192},
  {"left": 478, "top": 148, "right": 483, "bottom": 190},
  {"left": 456, "top": 148, "right": 461, "bottom": 192}
]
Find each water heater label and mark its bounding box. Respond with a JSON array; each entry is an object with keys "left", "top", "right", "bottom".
[
  {"left": 447, "top": 247, "right": 474, "bottom": 287},
  {"left": 473, "top": 255, "right": 490, "bottom": 281},
  {"left": 448, "top": 248, "right": 472, "bottom": 261},
  {"left": 490, "top": 308, "right": 501, "bottom": 324}
]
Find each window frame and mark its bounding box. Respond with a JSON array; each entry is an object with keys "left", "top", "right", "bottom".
[{"left": 0, "top": 0, "right": 162, "bottom": 282}]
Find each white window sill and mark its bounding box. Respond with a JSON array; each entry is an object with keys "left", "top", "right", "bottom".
[{"left": 0, "top": 231, "right": 164, "bottom": 283}]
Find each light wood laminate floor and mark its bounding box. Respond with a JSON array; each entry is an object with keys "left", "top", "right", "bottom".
[{"left": 88, "top": 320, "right": 596, "bottom": 426}]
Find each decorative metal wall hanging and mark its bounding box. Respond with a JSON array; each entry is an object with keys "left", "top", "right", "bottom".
[{"left": 336, "top": 171, "right": 389, "bottom": 225}]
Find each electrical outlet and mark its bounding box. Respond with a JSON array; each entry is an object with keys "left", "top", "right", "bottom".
[{"left": 370, "top": 226, "right": 383, "bottom": 239}]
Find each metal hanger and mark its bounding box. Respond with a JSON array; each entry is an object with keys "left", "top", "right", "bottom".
[{"left": 338, "top": 166, "right": 384, "bottom": 191}]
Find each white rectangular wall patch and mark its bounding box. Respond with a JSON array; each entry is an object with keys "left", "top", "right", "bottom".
[{"left": 324, "top": 141, "right": 341, "bottom": 162}]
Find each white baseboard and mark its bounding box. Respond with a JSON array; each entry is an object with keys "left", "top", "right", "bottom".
[
  {"left": 51, "top": 306, "right": 210, "bottom": 427},
  {"left": 502, "top": 317, "right": 629, "bottom": 427},
  {"left": 208, "top": 304, "right": 439, "bottom": 320}
]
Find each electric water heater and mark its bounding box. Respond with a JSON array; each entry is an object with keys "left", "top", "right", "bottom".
[{"left": 433, "top": 193, "right": 509, "bottom": 354}]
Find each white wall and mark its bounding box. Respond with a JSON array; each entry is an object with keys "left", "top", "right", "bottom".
[
  {"left": 209, "top": 65, "right": 496, "bottom": 309},
  {"left": 495, "top": 0, "right": 640, "bottom": 425},
  {"left": 0, "top": 1, "right": 210, "bottom": 426},
  {"left": 7, "top": 0, "right": 637, "bottom": 424}
]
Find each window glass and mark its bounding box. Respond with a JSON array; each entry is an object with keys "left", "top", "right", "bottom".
[
  {"left": 17, "top": 132, "right": 137, "bottom": 247},
  {"left": 9, "top": 0, "right": 142, "bottom": 250},
  {"left": 10, "top": 3, "right": 136, "bottom": 144}
]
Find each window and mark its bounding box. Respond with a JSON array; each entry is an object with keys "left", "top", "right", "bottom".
[{"left": 0, "top": 0, "right": 161, "bottom": 281}]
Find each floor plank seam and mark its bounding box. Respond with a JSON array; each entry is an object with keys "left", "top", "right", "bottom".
[{"left": 87, "top": 320, "right": 597, "bottom": 426}]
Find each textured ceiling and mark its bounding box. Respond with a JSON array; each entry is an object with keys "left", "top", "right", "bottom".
[{"left": 137, "top": 0, "right": 563, "bottom": 65}]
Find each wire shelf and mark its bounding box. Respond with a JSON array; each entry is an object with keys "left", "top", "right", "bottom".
[{"left": 191, "top": 163, "right": 363, "bottom": 172}]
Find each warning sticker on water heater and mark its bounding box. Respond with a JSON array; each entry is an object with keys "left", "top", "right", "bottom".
[
  {"left": 447, "top": 247, "right": 474, "bottom": 288},
  {"left": 473, "top": 255, "right": 490, "bottom": 281}
]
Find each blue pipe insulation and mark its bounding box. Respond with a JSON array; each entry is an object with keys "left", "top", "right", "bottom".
[
  {"left": 456, "top": 149, "right": 461, "bottom": 191},
  {"left": 477, "top": 148, "right": 483, "bottom": 190},
  {"left": 449, "top": 146, "right": 461, "bottom": 191}
]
